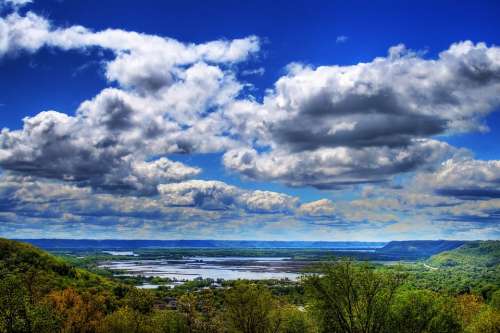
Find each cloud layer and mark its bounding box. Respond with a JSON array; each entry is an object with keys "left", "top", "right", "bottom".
[
  {"left": 0, "top": 9, "right": 499, "bottom": 239},
  {"left": 2, "top": 12, "right": 500, "bottom": 193}
]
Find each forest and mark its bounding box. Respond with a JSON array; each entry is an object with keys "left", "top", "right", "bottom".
[{"left": 0, "top": 238, "right": 499, "bottom": 333}]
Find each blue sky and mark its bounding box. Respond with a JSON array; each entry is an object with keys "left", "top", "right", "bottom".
[{"left": 0, "top": 0, "right": 499, "bottom": 240}]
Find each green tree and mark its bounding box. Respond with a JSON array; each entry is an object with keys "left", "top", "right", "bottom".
[
  {"left": 98, "top": 306, "right": 151, "bottom": 333},
  {"left": 27, "top": 303, "right": 60, "bottom": 333},
  {"left": 387, "top": 289, "right": 461, "bottom": 333},
  {"left": 150, "top": 310, "right": 188, "bottom": 333},
  {"left": 490, "top": 290, "right": 500, "bottom": 310},
  {"left": 224, "top": 282, "right": 279, "bottom": 333},
  {"left": 465, "top": 307, "right": 500, "bottom": 333},
  {"left": 124, "top": 288, "right": 155, "bottom": 314},
  {"left": 0, "top": 274, "right": 29, "bottom": 333},
  {"left": 98, "top": 289, "right": 155, "bottom": 333},
  {"left": 304, "top": 261, "right": 404, "bottom": 333},
  {"left": 197, "top": 289, "right": 223, "bottom": 333},
  {"left": 277, "top": 305, "right": 317, "bottom": 333},
  {"left": 178, "top": 294, "right": 200, "bottom": 333}
]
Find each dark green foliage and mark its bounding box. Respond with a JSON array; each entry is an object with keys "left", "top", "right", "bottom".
[
  {"left": 0, "top": 274, "right": 30, "bottom": 333},
  {"left": 304, "top": 261, "right": 405, "bottom": 333},
  {"left": 406, "top": 241, "right": 500, "bottom": 298},
  {"left": 0, "top": 273, "right": 60, "bottom": 333},
  {"left": 123, "top": 288, "right": 155, "bottom": 314},
  {"left": 0, "top": 238, "right": 75, "bottom": 276},
  {"left": 224, "top": 282, "right": 278, "bottom": 333},
  {"left": 0, "top": 238, "right": 116, "bottom": 292},
  {"left": 491, "top": 290, "right": 500, "bottom": 310},
  {"left": 387, "top": 289, "right": 461, "bottom": 333}
]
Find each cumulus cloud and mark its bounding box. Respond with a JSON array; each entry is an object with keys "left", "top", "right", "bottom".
[
  {"left": 0, "top": 12, "right": 49, "bottom": 56},
  {"left": 298, "top": 199, "right": 336, "bottom": 217},
  {"left": 2, "top": 12, "right": 500, "bottom": 194},
  {"left": 223, "top": 139, "right": 463, "bottom": 188},
  {"left": 297, "top": 197, "right": 400, "bottom": 224},
  {"left": 158, "top": 180, "right": 298, "bottom": 213},
  {"left": 0, "top": 174, "right": 223, "bottom": 222},
  {"left": 0, "top": 105, "right": 201, "bottom": 194},
  {"left": 241, "top": 190, "right": 299, "bottom": 213},
  {"left": 263, "top": 42, "right": 500, "bottom": 152},
  {"left": 0, "top": 12, "right": 259, "bottom": 194},
  {"left": 416, "top": 158, "right": 500, "bottom": 199},
  {"left": 221, "top": 41, "right": 500, "bottom": 188},
  {"left": 158, "top": 180, "right": 238, "bottom": 210},
  {"left": 0, "top": 11, "right": 259, "bottom": 65}
]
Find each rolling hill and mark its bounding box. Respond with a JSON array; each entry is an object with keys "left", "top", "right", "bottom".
[
  {"left": 427, "top": 240, "right": 500, "bottom": 268},
  {"left": 0, "top": 238, "right": 115, "bottom": 290},
  {"left": 375, "top": 240, "right": 466, "bottom": 258}
]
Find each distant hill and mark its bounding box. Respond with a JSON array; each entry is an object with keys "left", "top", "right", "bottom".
[
  {"left": 376, "top": 240, "right": 466, "bottom": 258},
  {"left": 16, "top": 239, "right": 386, "bottom": 250},
  {"left": 427, "top": 240, "right": 500, "bottom": 267}
]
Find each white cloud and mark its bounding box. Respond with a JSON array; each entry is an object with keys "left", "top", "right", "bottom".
[
  {"left": 416, "top": 158, "right": 500, "bottom": 198},
  {"left": 221, "top": 41, "right": 500, "bottom": 188},
  {"left": 336, "top": 35, "right": 348, "bottom": 43},
  {"left": 0, "top": 12, "right": 259, "bottom": 194},
  {"left": 158, "top": 179, "right": 298, "bottom": 213},
  {"left": 0, "top": 0, "right": 32, "bottom": 10},
  {"left": 3, "top": 13, "right": 500, "bottom": 193},
  {"left": 0, "top": 12, "right": 259, "bottom": 81},
  {"left": 0, "top": 12, "right": 49, "bottom": 56},
  {"left": 223, "top": 139, "right": 463, "bottom": 189},
  {"left": 241, "top": 67, "right": 265, "bottom": 76},
  {"left": 241, "top": 190, "right": 299, "bottom": 213},
  {"left": 298, "top": 199, "right": 336, "bottom": 217}
]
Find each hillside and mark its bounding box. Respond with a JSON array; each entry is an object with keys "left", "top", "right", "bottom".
[
  {"left": 0, "top": 238, "right": 115, "bottom": 290},
  {"left": 0, "top": 237, "right": 75, "bottom": 275},
  {"left": 427, "top": 240, "right": 500, "bottom": 267},
  {"left": 377, "top": 240, "right": 466, "bottom": 258},
  {"left": 406, "top": 241, "right": 500, "bottom": 296}
]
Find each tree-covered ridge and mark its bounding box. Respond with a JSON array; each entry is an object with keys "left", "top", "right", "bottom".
[
  {"left": 377, "top": 240, "right": 466, "bottom": 257},
  {"left": 427, "top": 240, "right": 500, "bottom": 267},
  {"left": 0, "top": 238, "right": 115, "bottom": 291}
]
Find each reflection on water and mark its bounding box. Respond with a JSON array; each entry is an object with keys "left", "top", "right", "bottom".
[{"left": 99, "top": 256, "right": 300, "bottom": 282}]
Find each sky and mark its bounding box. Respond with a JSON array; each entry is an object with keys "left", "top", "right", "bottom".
[{"left": 0, "top": 0, "right": 500, "bottom": 240}]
